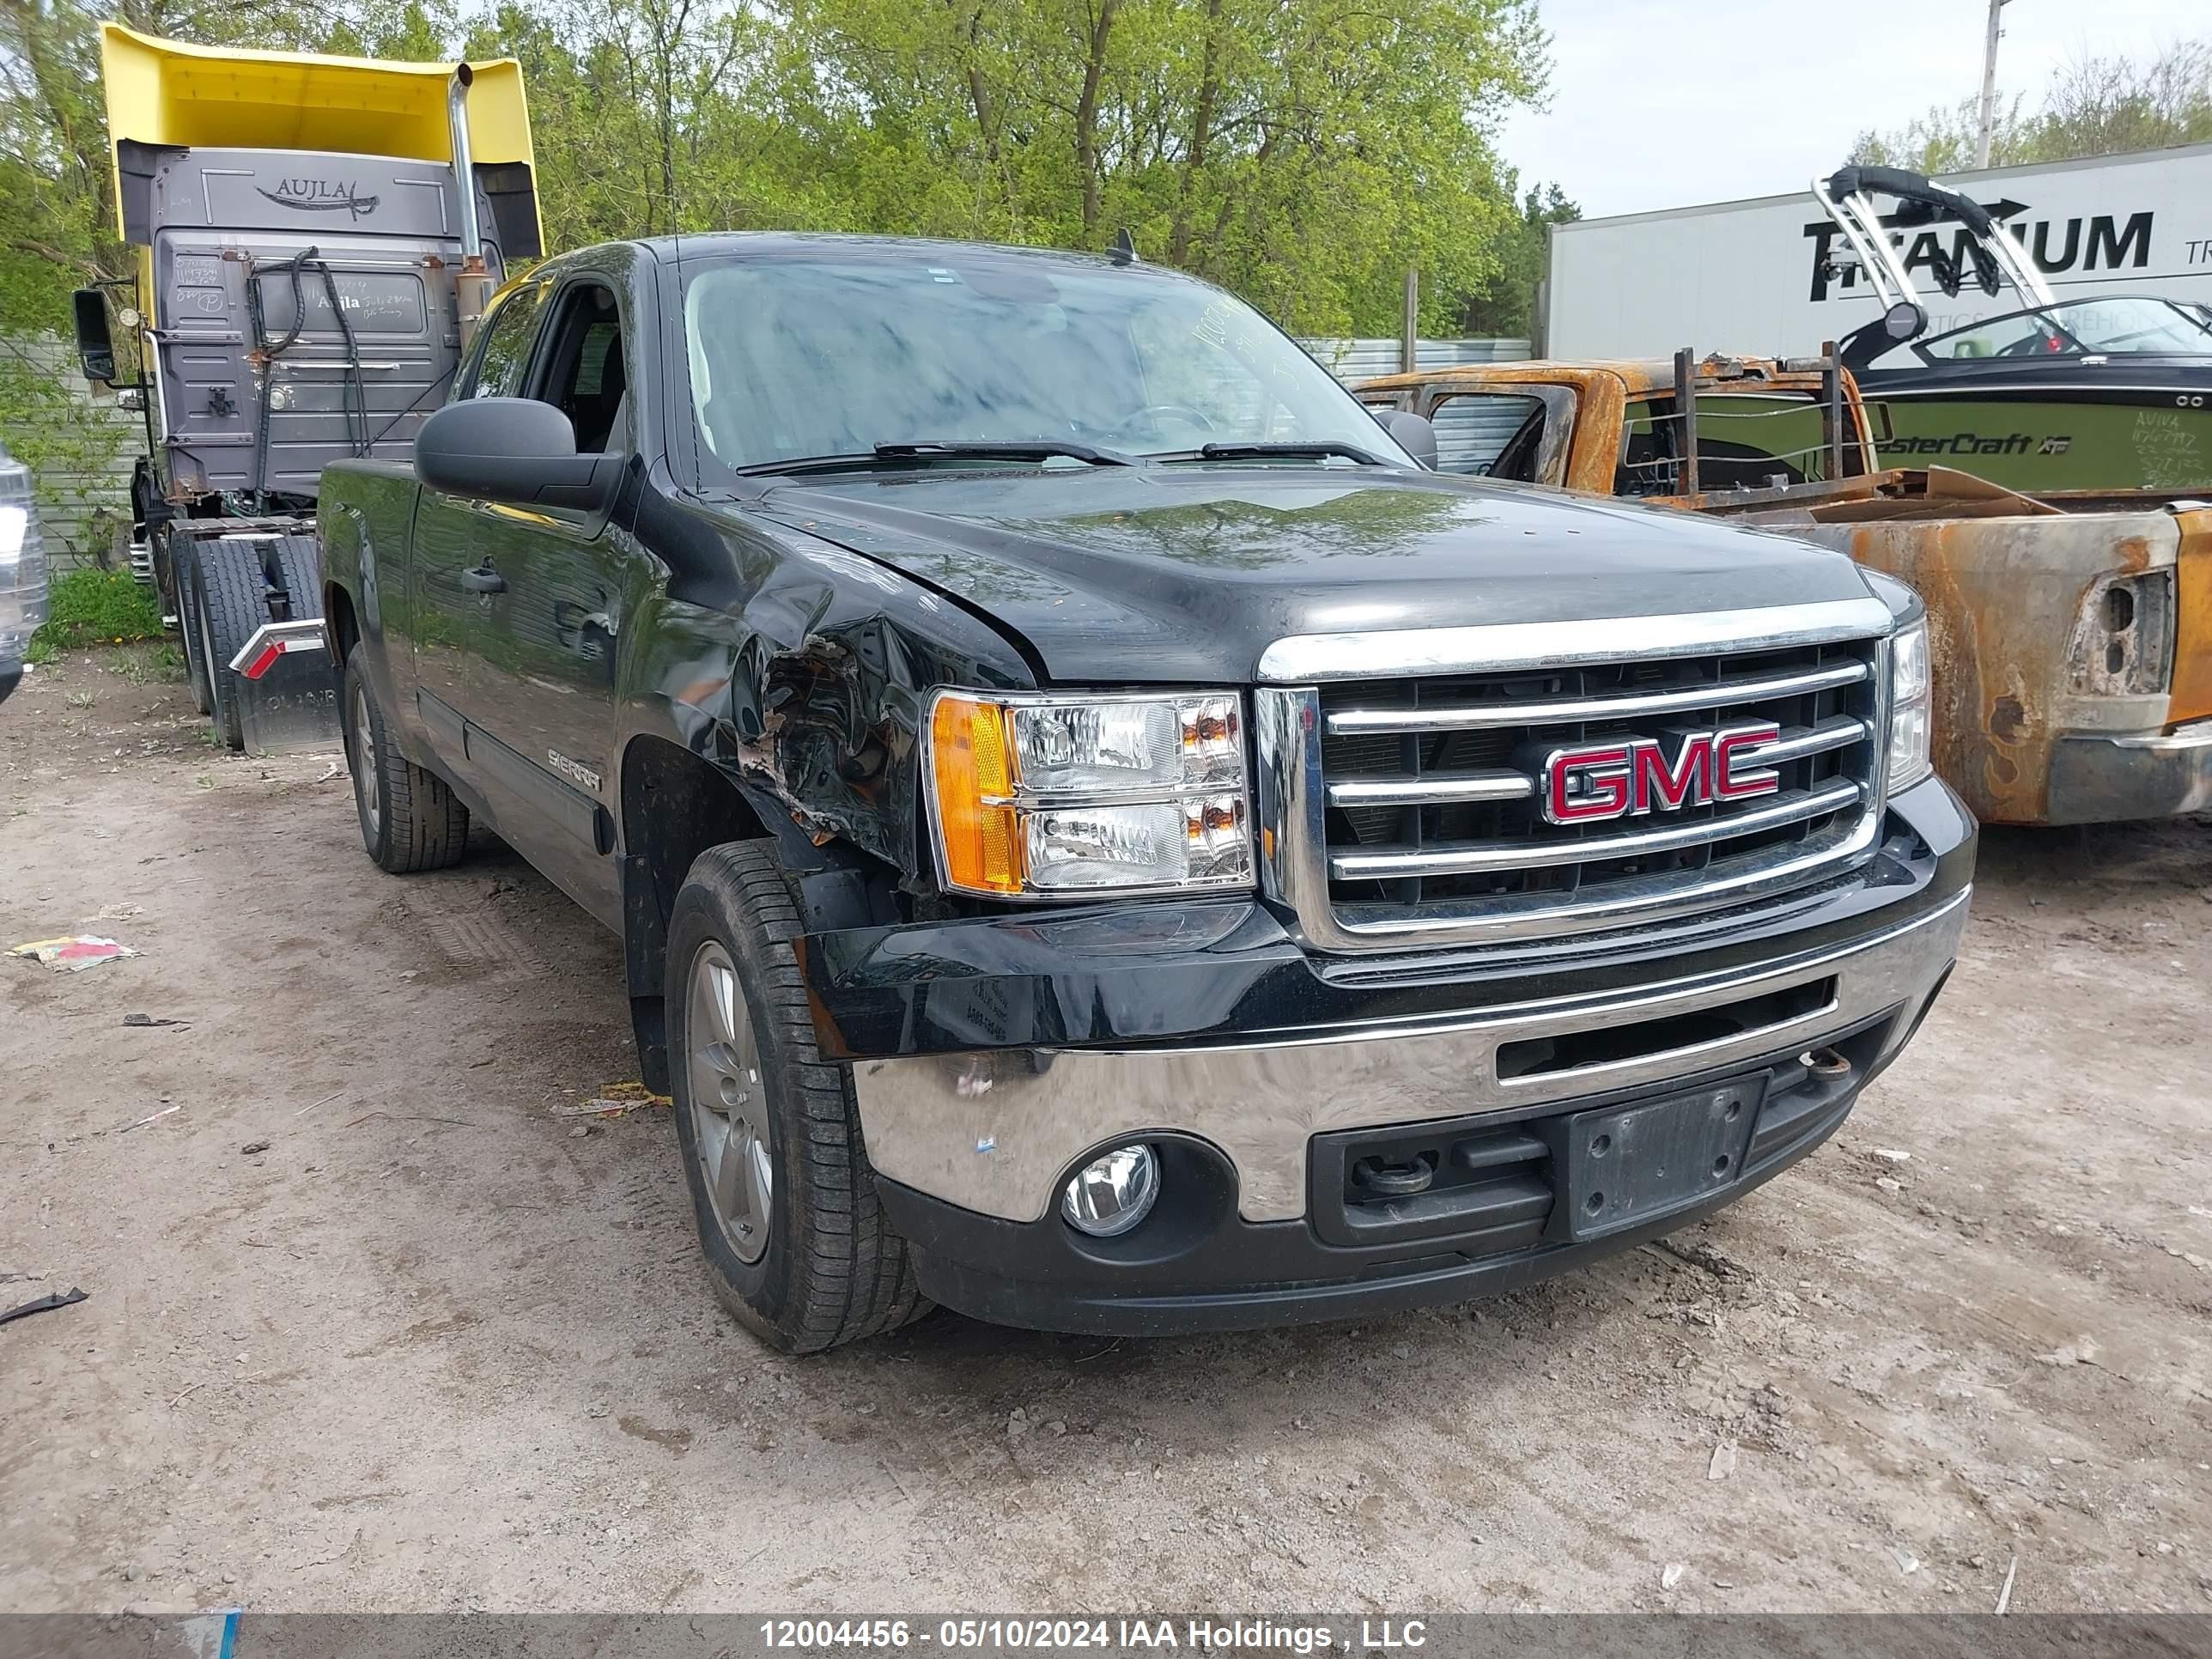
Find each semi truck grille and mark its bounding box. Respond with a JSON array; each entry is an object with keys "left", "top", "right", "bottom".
[{"left": 1256, "top": 627, "right": 1889, "bottom": 952}]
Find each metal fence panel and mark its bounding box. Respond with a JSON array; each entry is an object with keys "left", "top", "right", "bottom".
[{"left": 0, "top": 336, "right": 138, "bottom": 568}]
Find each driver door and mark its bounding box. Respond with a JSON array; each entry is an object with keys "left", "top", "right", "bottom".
[{"left": 407, "top": 279, "right": 550, "bottom": 785}]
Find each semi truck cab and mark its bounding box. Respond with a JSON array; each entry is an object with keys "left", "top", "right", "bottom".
[{"left": 70, "top": 25, "right": 539, "bottom": 750}]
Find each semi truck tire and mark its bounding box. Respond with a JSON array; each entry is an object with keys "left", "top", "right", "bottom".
[
  {"left": 665, "top": 841, "right": 930, "bottom": 1352},
  {"left": 269, "top": 534, "right": 322, "bottom": 623},
  {"left": 172, "top": 539, "right": 213, "bottom": 716},
  {"left": 194, "top": 538, "right": 267, "bottom": 751},
  {"left": 341, "top": 653, "right": 470, "bottom": 873}
]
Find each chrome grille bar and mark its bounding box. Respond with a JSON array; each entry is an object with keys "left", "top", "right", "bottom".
[
  {"left": 1744, "top": 714, "right": 1870, "bottom": 767},
  {"left": 1328, "top": 778, "right": 1865, "bottom": 882},
  {"left": 1324, "top": 659, "right": 1868, "bottom": 737},
  {"left": 1326, "top": 771, "right": 1534, "bottom": 807}
]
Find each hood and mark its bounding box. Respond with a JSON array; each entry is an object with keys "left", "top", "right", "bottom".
[{"left": 755, "top": 466, "right": 1881, "bottom": 684}]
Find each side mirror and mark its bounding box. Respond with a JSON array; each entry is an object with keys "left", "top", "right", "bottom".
[
  {"left": 1377, "top": 410, "right": 1437, "bottom": 469},
  {"left": 416, "top": 398, "right": 622, "bottom": 512},
  {"left": 72, "top": 289, "right": 115, "bottom": 386}
]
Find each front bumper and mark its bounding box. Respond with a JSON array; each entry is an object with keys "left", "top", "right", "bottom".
[
  {"left": 806, "top": 779, "right": 1973, "bottom": 1334},
  {"left": 874, "top": 999, "right": 1936, "bottom": 1336},
  {"left": 2045, "top": 717, "right": 2212, "bottom": 825}
]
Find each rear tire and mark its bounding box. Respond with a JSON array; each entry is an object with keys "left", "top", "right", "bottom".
[
  {"left": 172, "top": 538, "right": 213, "bottom": 717},
  {"left": 665, "top": 841, "right": 928, "bottom": 1352},
  {"left": 269, "top": 534, "right": 323, "bottom": 623},
  {"left": 342, "top": 652, "right": 469, "bottom": 872},
  {"left": 195, "top": 538, "right": 267, "bottom": 751}
]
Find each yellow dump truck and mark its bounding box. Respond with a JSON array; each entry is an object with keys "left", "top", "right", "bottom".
[
  {"left": 70, "top": 25, "right": 538, "bottom": 750},
  {"left": 1359, "top": 356, "right": 2212, "bottom": 825}
]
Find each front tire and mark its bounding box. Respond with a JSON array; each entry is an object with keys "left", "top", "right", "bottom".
[
  {"left": 666, "top": 841, "right": 928, "bottom": 1352},
  {"left": 342, "top": 652, "right": 469, "bottom": 872}
]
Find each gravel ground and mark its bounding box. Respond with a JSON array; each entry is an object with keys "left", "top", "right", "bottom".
[{"left": 3, "top": 649, "right": 2209, "bottom": 1615}]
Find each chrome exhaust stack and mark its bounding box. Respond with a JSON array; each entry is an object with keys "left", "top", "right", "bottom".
[{"left": 448, "top": 62, "right": 494, "bottom": 349}]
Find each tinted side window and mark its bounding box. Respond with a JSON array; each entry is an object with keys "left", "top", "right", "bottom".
[
  {"left": 532, "top": 284, "right": 629, "bottom": 453},
  {"left": 460, "top": 284, "right": 549, "bottom": 401}
]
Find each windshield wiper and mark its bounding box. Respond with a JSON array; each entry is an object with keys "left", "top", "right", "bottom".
[
  {"left": 872, "top": 440, "right": 1137, "bottom": 466},
  {"left": 1158, "top": 441, "right": 1389, "bottom": 466},
  {"left": 738, "top": 440, "right": 1138, "bottom": 479}
]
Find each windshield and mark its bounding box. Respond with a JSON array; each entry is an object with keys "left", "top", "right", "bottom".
[
  {"left": 679, "top": 248, "right": 1411, "bottom": 472},
  {"left": 1882, "top": 295, "right": 2212, "bottom": 367}
]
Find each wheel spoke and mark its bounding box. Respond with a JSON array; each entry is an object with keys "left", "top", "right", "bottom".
[
  {"left": 685, "top": 939, "right": 772, "bottom": 1265},
  {"left": 711, "top": 1125, "right": 750, "bottom": 1219},
  {"left": 749, "top": 1131, "right": 774, "bottom": 1206},
  {"left": 708, "top": 960, "right": 738, "bottom": 1047}
]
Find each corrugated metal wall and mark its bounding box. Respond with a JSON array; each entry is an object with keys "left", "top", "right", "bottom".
[
  {"left": 1304, "top": 337, "right": 1531, "bottom": 471},
  {"left": 0, "top": 337, "right": 139, "bottom": 568}
]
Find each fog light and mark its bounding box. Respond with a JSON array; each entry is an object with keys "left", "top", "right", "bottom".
[{"left": 1060, "top": 1144, "right": 1159, "bottom": 1237}]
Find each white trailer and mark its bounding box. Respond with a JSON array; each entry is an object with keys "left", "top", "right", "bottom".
[{"left": 1542, "top": 142, "right": 2212, "bottom": 360}]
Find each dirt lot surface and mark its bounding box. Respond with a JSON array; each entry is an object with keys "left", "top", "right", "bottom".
[{"left": 3, "top": 648, "right": 2209, "bottom": 1617}]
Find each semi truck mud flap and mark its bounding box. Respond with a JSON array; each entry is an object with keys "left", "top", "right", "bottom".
[{"left": 228, "top": 620, "right": 340, "bottom": 754}]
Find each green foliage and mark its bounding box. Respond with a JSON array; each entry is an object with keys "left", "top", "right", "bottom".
[
  {"left": 1460, "top": 179, "right": 1576, "bottom": 339},
  {"left": 1852, "top": 39, "right": 2212, "bottom": 172},
  {"left": 0, "top": 0, "right": 1558, "bottom": 505},
  {"left": 30, "top": 565, "right": 164, "bottom": 656},
  {"left": 19, "top": 0, "right": 1549, "bottom": 333}
]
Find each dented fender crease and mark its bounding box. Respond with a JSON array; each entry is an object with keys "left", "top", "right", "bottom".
[{"left": 617, "top": 486, "right": 1037, "bottom": 878}]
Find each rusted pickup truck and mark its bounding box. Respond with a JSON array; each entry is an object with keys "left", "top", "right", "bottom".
[{"left": 1358, "top": 356, "right": 2212, "bottom": 825}]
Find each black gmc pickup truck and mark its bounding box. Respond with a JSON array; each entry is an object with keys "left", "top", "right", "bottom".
[{"left": 319, "top": 234, "right": 1974, "bottom": 1352}]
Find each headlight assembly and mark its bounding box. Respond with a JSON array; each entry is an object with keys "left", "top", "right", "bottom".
[
  {"left": 1886, "top": 615, "right": 1932, "bottom": 793},
  {"left": 926, "top": 690, "right": 1254, "bottom": 897}
]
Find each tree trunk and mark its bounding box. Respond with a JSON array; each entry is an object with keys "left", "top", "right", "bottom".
[
  {"left": 1168, "top": 0, "right": 1224, "bottom": 267},
  {"left": 1072, "top": 0, "right": 1121, "bottom": 239}
]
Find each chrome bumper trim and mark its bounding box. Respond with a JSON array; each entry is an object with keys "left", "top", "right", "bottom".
[
  {"left": 2103, "top": 716, "right": 2212, "bottom": 752},
  {"left": 850, "top": 887, "right": 1969, "bottom": 1225}
]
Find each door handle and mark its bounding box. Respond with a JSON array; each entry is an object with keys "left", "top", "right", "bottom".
[{"left": 460, "top": 564, "right": 506, "bottom": 594}]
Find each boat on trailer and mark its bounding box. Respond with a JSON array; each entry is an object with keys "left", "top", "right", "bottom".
[{"left": 1814, "top": 163, "right": 2212, "bottom": 493}]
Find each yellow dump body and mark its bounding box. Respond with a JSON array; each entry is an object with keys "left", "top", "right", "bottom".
[{"left": 100, "top": 22, "right": 538, "bottom": 249}]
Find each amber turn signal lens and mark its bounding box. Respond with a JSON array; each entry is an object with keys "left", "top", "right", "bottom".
[{"left": 929, "top": 696, "right": 1023, "bottom": 893}]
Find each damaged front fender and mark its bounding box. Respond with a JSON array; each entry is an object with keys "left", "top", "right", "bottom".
[{"left": 614, "top": 482, "right": 1038, "bottom": 884}]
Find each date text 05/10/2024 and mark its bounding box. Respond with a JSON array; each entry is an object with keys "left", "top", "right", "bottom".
[{"left": 758, "top": 1620, "right": 1429, "bottom": 1651}]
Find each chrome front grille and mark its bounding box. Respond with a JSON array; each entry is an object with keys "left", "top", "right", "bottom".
[{"left": 1255, "top": 605, "right": 1894, "bottom": 953}]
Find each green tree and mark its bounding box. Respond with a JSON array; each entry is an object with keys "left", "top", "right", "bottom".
[
  {"left": 784, "top": 0, "right": 1548, "bottom": 334},
  {"left": 1460, "top": 178, "right": 1574, "bottom": 339},
  {"left": 1851, "top": 38, "right": 2212, "bottom": 172}
]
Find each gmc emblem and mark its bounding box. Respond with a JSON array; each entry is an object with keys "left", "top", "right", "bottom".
[{"left": 1540, "top": 722, "right": 1782, "bottom": 825}]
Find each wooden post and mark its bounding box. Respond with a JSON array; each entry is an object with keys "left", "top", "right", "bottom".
[
  {"left": 1401, "top": 266, "right": 1419, "bottom": 374},
  {"left": 1674, "top": 346, "right": 1699, "bottom": 497}
]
